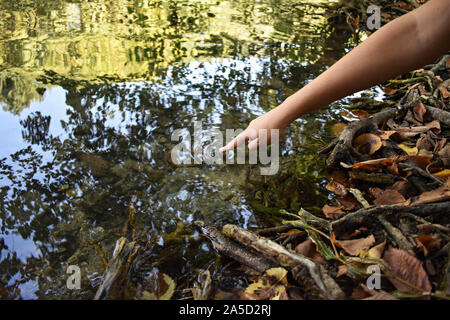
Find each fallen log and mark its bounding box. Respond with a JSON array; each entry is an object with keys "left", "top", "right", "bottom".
[
  {"left": 221, "top": 224, "right": 345, "bottom": 300},
  {"left": 194, "top": 221, "right": 276, "bottom": 273}
]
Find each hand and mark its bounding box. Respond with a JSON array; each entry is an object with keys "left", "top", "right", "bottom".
[{"left": 219, "top": 107, "right": 289, "bottom": 152}]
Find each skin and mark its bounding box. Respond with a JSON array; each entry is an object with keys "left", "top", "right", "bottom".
[{"left": 220, "top": 0, "right": 450, "bottom": 152}]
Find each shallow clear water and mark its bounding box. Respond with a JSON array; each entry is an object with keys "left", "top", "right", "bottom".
[{"left": 0, "top": 0, "right": 375, "bottom": 299}]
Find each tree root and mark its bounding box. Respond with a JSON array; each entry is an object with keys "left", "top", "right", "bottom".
[{"left": 322, "top": 107, "right": 397, "bottom": 168}]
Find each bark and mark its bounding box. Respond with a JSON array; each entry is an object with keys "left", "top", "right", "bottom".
[{"left": 194, "top": 221, "right": 276, "bottom": 273}]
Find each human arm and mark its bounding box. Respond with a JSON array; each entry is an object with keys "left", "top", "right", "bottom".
[{"left": 220, "top": 0, "right": 450, "bottom": 152}]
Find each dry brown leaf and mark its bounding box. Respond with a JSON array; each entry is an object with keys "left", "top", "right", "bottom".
[
  {"left": 353, "top": 133, "right": 382, "bottom": 155},
  {"left": 383, "top": 87, "right": 398, "bottom": 95},
  {"left": 337, "top": 194, "right": 360, "bottom": 211},
  {"left": 336, "top": 265, "right": 348, "bottom": 278},
  {"left": 373, "top": 189, "right": 406, "bottom": 205},
  {"left": 416, "top": 234, "right": 442, "bottom": 257},
  {"left": 331, "top": 122, "right": 347, "bottom": 136},
  {"left": 294, "top": 239, "right": 327, "bottom": 265},
  {"left": 413, "top": 101, "right": 427, "bottom": 122},
  {"left": 438, "top": 85, "right": 450, "bottom": 98},
  {"left": 335, "top": 234, "right": 376, "bottom": 256},
  {"left": 326, "top": 180, "right": 347, "bottom": 196},
  {"left": 352, "top": 283, "right": 398, "bottom": 300},
  {"left": 322, "top": 204, "right": 345, "bottom": 220},
  {"left": 329, "top": 170, "right": 350, "bottom": 187},
  {"left": 402, "top": 155, "right": 431, "bottom": 169},
  {"left": 413, "top": 180, "right": 450, "bottom": 205},
  {"left": 437, "top": 143, "right": 450, "bottom": 166},
  {"left": 383, "top": 246, "right": 432, "bottom": 294}
]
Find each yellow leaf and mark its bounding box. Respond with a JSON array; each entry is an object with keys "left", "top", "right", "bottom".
[
  {"left": 265, "top": 267, "right": 288, "bottom": 285},
  {"left": 243, "top": 267, "right": 289, "bottom": 300},
  {"left": 398, "top": 143, "right": 418, "bottom": 156},
  {"left": 433, "top": 169, "right": 450, "bottom": 179},
  {"left": 418, "top": 149, "right": 433, "bottom": 158}
]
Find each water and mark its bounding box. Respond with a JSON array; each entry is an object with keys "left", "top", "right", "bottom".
[{"left": 0, "top": 0, "right": 372, "bottom": 299}]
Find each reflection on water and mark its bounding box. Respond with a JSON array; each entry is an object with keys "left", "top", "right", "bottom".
[{"left": 0, "top": 0, "right": 360, "bottom": 299}]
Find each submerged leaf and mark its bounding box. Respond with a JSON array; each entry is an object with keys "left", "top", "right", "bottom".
[{"left": 141, "top": 272, "right": 176, "bottom": 300}]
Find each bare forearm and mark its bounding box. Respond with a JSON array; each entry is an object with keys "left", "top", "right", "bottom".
[{"left": 276, "top": 0, "right": 450, "bottom": 125}]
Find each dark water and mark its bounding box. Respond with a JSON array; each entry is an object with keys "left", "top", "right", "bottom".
[{"left": 0, "top": 0, "right": 380, "bottom": 299}]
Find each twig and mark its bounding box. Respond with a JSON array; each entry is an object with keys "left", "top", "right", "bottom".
[
  {"left": 377, "top": 215, "right": 416, "bottom": 256},
  {"left": 331, "top": 201, "right": 450, "bottom": 236}
]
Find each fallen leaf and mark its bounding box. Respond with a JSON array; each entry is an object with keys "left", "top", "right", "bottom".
[
  {"left": 437, "top": 144, "right": 450, "bottom": 166},
  {"left": 367, "top": 240, "right": 386, "bottom": 259},
  {"left": 433, "top": 169, "right": 450, "bottom": 179},
  {"left": 337, "top": 194, "right": 360, "bottom": 211},
  {"left": 391, "top": 180, "right": 411, "bottom": 197},
  {"left": 335, "top": 235, "right": 376, "bottom": 256},
  {"left": 402, "top": 155, "right": 431, "bottom": 169},
  {"left": 438, "top": 85, "right": 450, "bottom": 98},
  {"left": 244, "top": 268, "right": 289, "bottom": 300},
  {"left": 141, "top": 272, "right": 176, "bottom": 300},
  {"left": 326, "top": 180, "right": 347, "bottom": 196},
  {"left": 353, "top": 110, "right": 369, "bottom": 120},
  {"left": 353, "top": 133, "right": 382, "bottom": 155},
  {"left": 295, "top": 239, "right": 327, "bottom": 265},
  {"left": 322, "top": 204, "right": 345, "bottom": 220},
  {"left": 416, "top": 234, "right": 442, "bottom": 257},
  {"left": 336, "top": 265, "right": 348, "bottom": 278},
  {"left": 413, "top": 101, "right": 427, "bottom": 122},
  {"left": 383, "top": 87, "right": 398, "bottom": 95},
  {"left": 413, "top": 180, "right": 450, "bottom": 205},
  {"left": 383, "top": 246, "right": 432, "bottom": 294},
  {"left": 331, "top": 122, "right": 347, "bottom": 136},
  {"left": 329, "top": 170, "right": 350, "bottom": 187},
  {"left": 417, "top": 149, "right": 433, "bottom": 158},
  {"left": 352, "top": 283, "right": 398, "bottom": 300},
  {"left": 373, "top": 189, "right": 406, "bottom": 205},
  {"left": 398, "top": 143, "right": 418, "bottom": 156}
]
